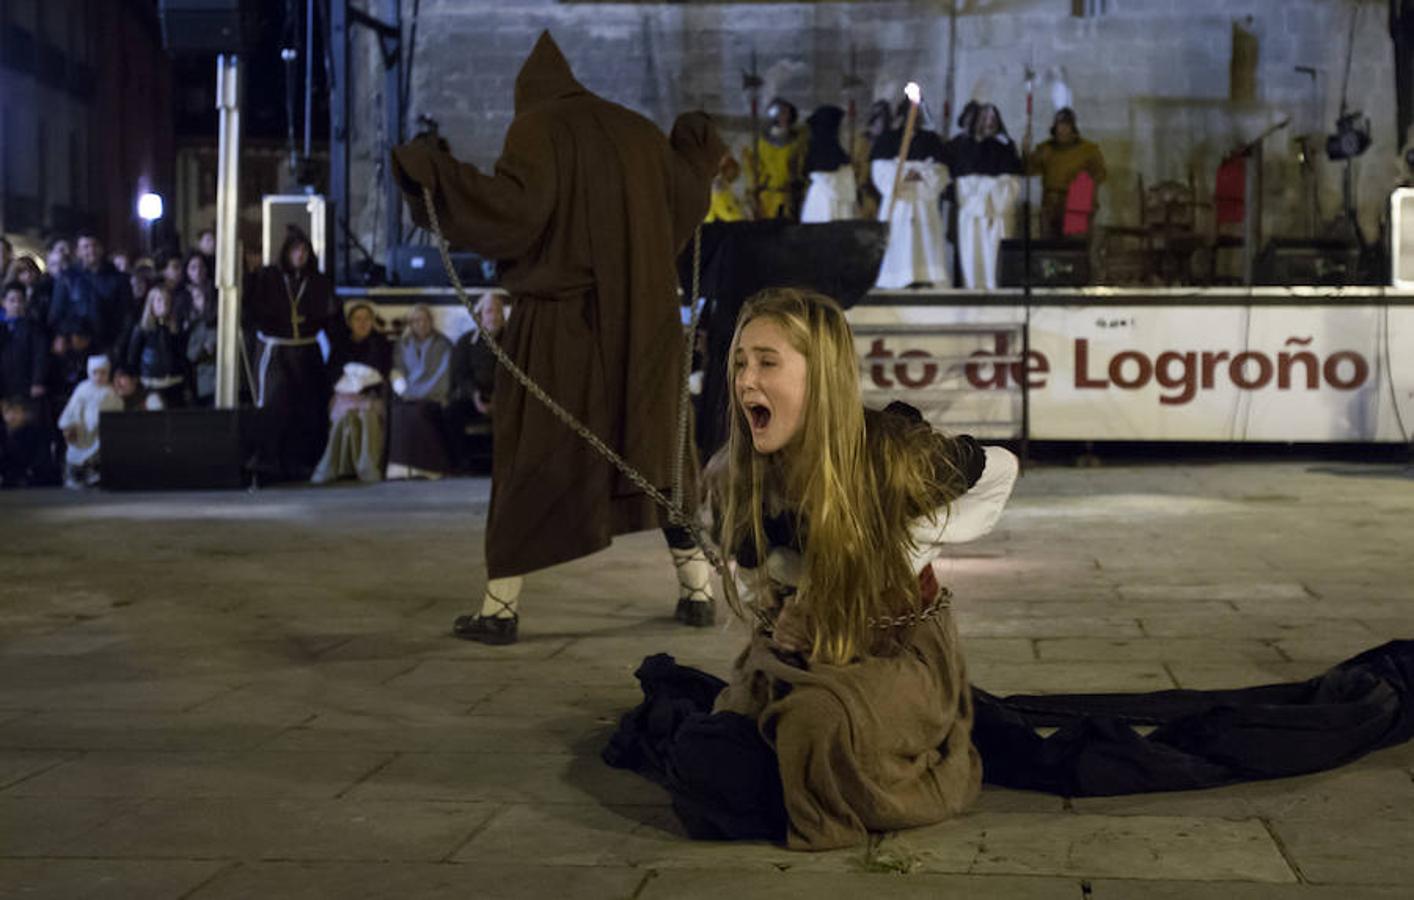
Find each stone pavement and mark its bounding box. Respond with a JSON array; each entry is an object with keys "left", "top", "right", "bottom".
[{"left": 1, "top": 461, "right": 1411, "bottom": 899}]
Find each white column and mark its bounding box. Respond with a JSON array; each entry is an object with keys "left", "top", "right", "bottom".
[{"left": 215, "top": 55, "right": 242, "bottom": 409}]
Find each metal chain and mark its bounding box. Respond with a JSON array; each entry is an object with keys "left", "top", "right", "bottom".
[
  {"left": 422, "top": 186, "right": 732, "bottom": 585},
  {"left": 670, "top": 227, "right": 704, "bottom": 519}
]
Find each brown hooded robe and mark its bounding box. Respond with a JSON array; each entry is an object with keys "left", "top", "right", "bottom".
[{"left": 392, "top": 32, "right": 723, "bottom": 578}]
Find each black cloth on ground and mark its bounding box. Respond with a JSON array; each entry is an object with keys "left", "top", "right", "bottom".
[
  {"left": 602, "top": 653, "right": 786, "bottom": 841},
  {"left": 605, "top": 641, "right": 1414, "bottom": 840}
]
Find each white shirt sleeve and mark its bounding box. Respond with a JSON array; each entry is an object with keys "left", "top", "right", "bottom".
[{"left": 906, "top": 445, "right": 1020, "bottom": 571}]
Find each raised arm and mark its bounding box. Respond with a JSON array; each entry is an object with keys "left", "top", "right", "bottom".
[
  {"left": 391, "top": 114, "right": 558, "bottom": 261},
  {"left": 668, "top": 112, "right": 727, "bottom": 250}
]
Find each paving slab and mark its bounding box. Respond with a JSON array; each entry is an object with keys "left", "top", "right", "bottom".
[
  {"left": 1134, "top": 616, "right": 1376, "bottom": 641},
  {"left": 1119, "top": 583, "right": 1313, "bottom": 603},
  {"left": 453, "top": 802, "right": 855, "bottom": 872},
  {"left": 0, "top": 797, "right": 142, "bottom": 856},
  {"left": 955, "top": 615, "right": 1144, "bottom": 639},
  {"left": 61, "top": 798, "right": 498, "bottom": 861},
  {"left": 1, "top": 750, "right": 394, "bottom": 800},
  {"left": 1087, "top": 880, "right": 1410, "bottom": 899},
  {"left": 967, "top": 660, "right": 1175, "bottom": 695},
  {"left": 0, "top": 859, "right": 230, "bottom": 900},
  {"left": 1164, "top": 660, "right": 1331, "bottom": 690},
  {"left": 384, "top": 658, "right": 643, "bottom": 688},
  {"left": 1071, "top": 767, "right": 1414, "bottom": 822},
  {"left": 186, "top": 861, "right": 645, "bottom": 900},
  {"left": 0, "top": 678, "right": 236, "bottom": 713},
  {"left": 348, "top": 750, "right": 671, "bottom": 806},
  {"left": 875, "top": 812, "right": 1296, "bottom": 882},
  {"left": 0, "top": 750, "right": 77, "bottom": 790},
  {"left": 0, "top": 709, "right": 313, "bottom": 752},
  {"left": 1034, "top": 638, "right": 1286, "bottom": 663},
  {"left": 262, "top": 712, "right": 594, "bottom": 754},
  {"left": 1268, "top": 817, "right": 1414, "bottom": 885},
  {"left": 638, "top": 870, "right": 1084, "bottom": 899}
]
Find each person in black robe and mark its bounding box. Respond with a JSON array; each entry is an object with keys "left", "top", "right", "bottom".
[
  {"left": 945, "top": 102, "right": 1024, "bottom": 290},
  {"left": 242, "top": 231, "right": 347, "bottom": 480}
]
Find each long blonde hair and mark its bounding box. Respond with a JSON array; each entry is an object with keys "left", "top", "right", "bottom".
[
  {"left": 714, "top": 288, "right": 966, "bottom": 664},
  {"left": 139, "top": 285, "right": 179, "bottom": 333}
]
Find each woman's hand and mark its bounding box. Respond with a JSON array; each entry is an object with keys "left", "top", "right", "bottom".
[{"left": 770, "top": 596, "right": 812, "bottom": 654}]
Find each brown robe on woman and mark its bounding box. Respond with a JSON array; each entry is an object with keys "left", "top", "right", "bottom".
[{"left": 391, "top": 32, "right": 723, "bottom": 578}]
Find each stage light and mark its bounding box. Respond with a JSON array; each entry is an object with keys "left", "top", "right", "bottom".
[{"left": 138, "top": 192, "right": 165, "bottom": 222}]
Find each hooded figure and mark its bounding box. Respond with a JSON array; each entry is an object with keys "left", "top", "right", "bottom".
[
  {"left": 392, "top": 32, "right": 725, "bottom": 644},
  {"left": 242, "top": 231, "right": 347, "bottom": 480},
  {"left": 947, "top": 102, "right": 1023, "bottom": 290},
  {"left": 800, "top": 106, "right": 857, "bottom": 224},
  {"left": 870, "top": 100, "right": 951, "bottom": 289}
]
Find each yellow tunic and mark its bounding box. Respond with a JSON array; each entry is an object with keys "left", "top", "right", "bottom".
[
  {"left": 1025, "top": 137, "right": 1107, "bottom": 196},
  {"left": 706, "top": 182, "right": 745, "bottom": 222},
  {"left": 747, "top": 130, "right": 807, "bottom": 219}
]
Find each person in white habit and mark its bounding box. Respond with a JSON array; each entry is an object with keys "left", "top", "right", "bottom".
[
  {"left": 800, "top": 105, "right": 858, "bottom": 223},
  {"left": 949, "top": 102, "right": 1023, "bottom": 291},
  {"left": 870, "top": 98, "right": 950, "bottom": 289},
  {"left": 57, "top": 354, "right": 121, "bottom": 488}
]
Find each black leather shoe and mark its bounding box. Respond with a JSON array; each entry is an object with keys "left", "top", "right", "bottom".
[
  {"left": 675, "top": 597, "right": 715, "bottom": 628},
  {"left": 452, "top": 613, "right": 519, "bottom": 645}
]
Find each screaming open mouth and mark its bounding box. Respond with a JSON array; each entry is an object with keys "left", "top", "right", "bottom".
[{"left": 746, "top": 403, "right": 772, "bottom": 431}]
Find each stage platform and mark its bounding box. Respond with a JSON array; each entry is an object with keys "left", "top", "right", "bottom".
[{"left": 336, "top": 285, "right": 1414, "bottom": 444}]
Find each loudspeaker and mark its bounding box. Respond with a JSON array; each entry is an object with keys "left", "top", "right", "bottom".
[
  {"left": 158, "top": 0, "right": 253, "bottom": 55},
  {"left": 389, "top": 244, "right": 497, "bottom": 287},
  {"left": 1254, "top": 239, "right": 1361, "bottom": 286},
  {"left": 100, "top": 409, "right": 266, "bottom": 490},
  {"left": 1000, "top": 239, "right": 1092, "bottom": 287}
]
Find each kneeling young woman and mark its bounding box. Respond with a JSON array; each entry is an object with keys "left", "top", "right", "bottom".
[{"left": 608, "top": 287, "right": 1018, "bottom": 850}]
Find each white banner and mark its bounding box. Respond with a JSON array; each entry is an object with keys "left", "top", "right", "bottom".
[{"left": 849, "top": 304, "right": 1414, "bottom": 442}]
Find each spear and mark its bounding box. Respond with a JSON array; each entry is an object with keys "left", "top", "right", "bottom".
[
  {"left": 843, "top": 44, "right": 864, "bottom": 157},
  {"left": 886, "top": 82, "right": 923, "bottom": 221},
  {"left": 742, "top": 48, "right": 763, "bottom": 220}
]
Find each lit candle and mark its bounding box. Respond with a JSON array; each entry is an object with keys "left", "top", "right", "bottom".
[{"left": 887, "top": 82, "right": 923, "bottom": 220}]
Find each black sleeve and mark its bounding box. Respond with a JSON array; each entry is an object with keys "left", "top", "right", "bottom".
[
  {"left": 449, "top": 335, "right": 472, "bottom": 397},
  {"left": 944, "top": 435, "right": 987, "bottom": 491},
  {"left": 880, "top": 400, "right": 986, "bottom": 491},
  {"left": 125, "top": 328, "right": 144, "bottom": 374},
  {"left": 47, "top": 277, "right": 69, "bottom": 332},
  {"left": 29, "top": 326, "right": 50, "bottom": 388}
]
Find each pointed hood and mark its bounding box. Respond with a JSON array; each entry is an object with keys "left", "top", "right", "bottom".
[
  {"left": 804, "top": 105, "right": 850, "bottom": 174},
  {"left": 514, "top": 31, "right": 588, "bottom": 113}
]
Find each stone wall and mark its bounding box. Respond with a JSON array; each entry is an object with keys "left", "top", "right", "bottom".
[{"left": 350, "top": 0, "right": 1401, "bottom": 265}]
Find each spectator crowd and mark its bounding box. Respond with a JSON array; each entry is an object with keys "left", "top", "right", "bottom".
[{"left": 0, "top": 230, "right": 503, "bottom": 491}]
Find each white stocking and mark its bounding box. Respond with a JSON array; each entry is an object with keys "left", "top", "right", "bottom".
[
  {"left": 670, "top": 546, "right": 714, "bottom": 604},
  {"left": 479, "top": 576, "right": 523, "bottom": 620}
]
